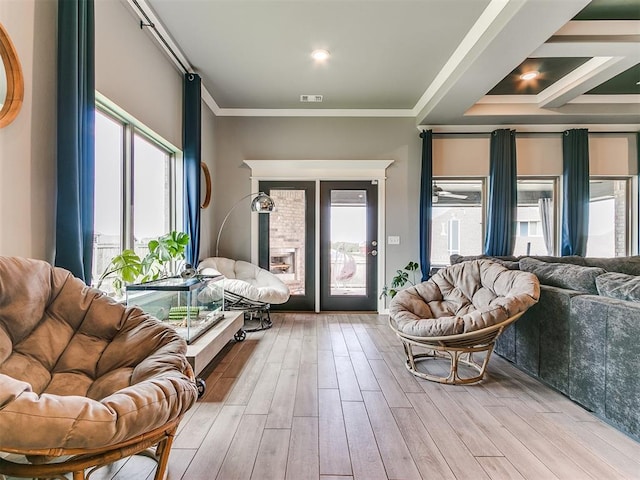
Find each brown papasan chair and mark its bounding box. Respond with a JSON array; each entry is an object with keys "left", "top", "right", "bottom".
[
  {"left": 389, "top": 259, "right": 540, "bottom": 384},
  {"left": 0, "top": 257, "right": 199, "bottom": 479}
]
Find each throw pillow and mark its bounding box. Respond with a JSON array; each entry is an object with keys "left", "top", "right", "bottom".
[
  {"left": 519, "top": 257, "right": 605, "bottom": 294},
  {"left": 596, "top": 272, "right": 640, "bottom": 302}
]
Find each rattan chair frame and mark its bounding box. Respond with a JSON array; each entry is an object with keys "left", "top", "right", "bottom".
[
  {"left": 0, "top": 417, "right": 182, "bottom": 480},
  {"left": 390, "top": 312, "right": 524, "bottom": 384}
]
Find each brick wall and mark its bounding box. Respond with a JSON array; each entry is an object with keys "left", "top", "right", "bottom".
[{"left": 269, "top": 189, "right": 306, "bottom": 294}]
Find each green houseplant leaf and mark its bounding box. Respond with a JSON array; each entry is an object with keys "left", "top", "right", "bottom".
[
  {"left": 96, "top": 231, "right": 189, "bottom": 295},
  {"left": 380, "top": 260, "right": 421, "bottom": 299}
]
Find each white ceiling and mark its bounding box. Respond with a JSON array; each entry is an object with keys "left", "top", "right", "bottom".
[{"left": 132, "top": 0, "right": 640, "bottom": 129}]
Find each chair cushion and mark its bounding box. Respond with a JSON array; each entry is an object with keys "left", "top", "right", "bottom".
[
  {"left": 0, "top": 256, "right": 198, "bottom": 452},
  {"left": 389, "top": 260, "right": 539, "bottom": 337},
  {"left": 199, "top": 257, "right": 290, "bottom": 304}
]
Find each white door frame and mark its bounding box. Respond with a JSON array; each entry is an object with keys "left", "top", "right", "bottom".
[{"left": 244, "top": 159, "right": 393, "bottom": 313}]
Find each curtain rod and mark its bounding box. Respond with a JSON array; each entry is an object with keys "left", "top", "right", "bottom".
[
  {"left": 131, "top": 0, "right": 190, "bottom": 74},
  {"left": 422, "top": 131, "right": 637, "bottom": 136}
]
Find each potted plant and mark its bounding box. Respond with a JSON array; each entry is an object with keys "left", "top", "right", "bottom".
[
  {"left": 380, "top": 260, "right": 420, "bottom": 299},
  {"left": 96, "top": 231, "right": 189, "bottom": 296}
]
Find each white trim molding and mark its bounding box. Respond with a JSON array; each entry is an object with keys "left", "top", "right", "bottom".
[{"left": 244, "top": 160, "right": 394, "bottom": 180}]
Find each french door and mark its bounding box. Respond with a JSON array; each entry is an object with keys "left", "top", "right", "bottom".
[
  {"left": 258, "top": 180, "right": 378, "bottom": 311},
  {"left": 320, "top": 181, "right": 378, "bottom": 311}
]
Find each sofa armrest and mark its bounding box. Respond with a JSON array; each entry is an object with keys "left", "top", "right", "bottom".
[{"left": 569, "top": 294, "right": 640, "bottom": 437}]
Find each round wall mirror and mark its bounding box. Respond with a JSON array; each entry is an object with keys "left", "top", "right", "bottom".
[{"left": 0, "top": 22, "right": 24, "bottom": 128}]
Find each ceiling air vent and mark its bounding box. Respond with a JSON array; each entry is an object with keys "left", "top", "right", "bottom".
[{"left": 300, "top": 94, "right": 323, "bottom": 103}]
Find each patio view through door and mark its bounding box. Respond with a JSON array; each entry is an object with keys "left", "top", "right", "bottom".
[{"left": 258, "top": 180, "right": 378, "bottom": 312}]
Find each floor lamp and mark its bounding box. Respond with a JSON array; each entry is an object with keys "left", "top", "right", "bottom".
[{"left": 215, "top": 192, "right": 276, "bottom": 257}]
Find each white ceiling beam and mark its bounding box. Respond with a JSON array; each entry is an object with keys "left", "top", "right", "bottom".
[
  {"left": 415, "top": 0, "right": 591, "bottom": 125},
  {"left": 465, "top": 101, "right": 639, "bottom": 118},
  {"left": 537, "top": 56, "right": 637, "bottom": 108},
  {"left": 532, "top": 40, "right": 640, "bottom": 58},
  {"left": 412, "top": 0, "right": 514, "bottom": 118},
  {"left": 569, "top": 95, "right": 640, "bottom": 104},
  {"left": 554, "top": 20, "right": 640, "bottom": 37}
]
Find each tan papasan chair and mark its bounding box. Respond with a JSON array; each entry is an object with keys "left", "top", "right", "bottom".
[
  {"left": 389, "top": 259, "right": 540, "bottom": 384},
  {"left": 0, "top": 257, "right": 199, "bottom": 480}
]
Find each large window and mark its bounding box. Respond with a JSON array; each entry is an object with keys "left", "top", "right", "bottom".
[
  {"left": 431, "top": 179, "right": 484, "bottom": 265},
  {"left": 587, "top": 178, "right": 630, "bottom": 257},
  {"left": 514, "top": 179, "right": 556, "bottom": 256},
  {"left": 92, "top": 105, "right": 182, "bottom": 286}
]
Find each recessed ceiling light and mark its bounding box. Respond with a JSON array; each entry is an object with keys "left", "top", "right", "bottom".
[
  {"left": 311, "top": 49, "right": 330, "bottom": 61},
  {"left": 520, "top": 71, "right": 539, "bottom": 81}
]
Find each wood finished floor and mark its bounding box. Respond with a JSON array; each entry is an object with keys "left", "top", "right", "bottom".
[{"left": 60, "top": 313, "right": 640, "bottom": 479}]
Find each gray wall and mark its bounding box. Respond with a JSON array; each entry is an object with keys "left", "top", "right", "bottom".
[
  {"left": 95, "top": 0, "right": 182, "bottom": 148},
  {"left": 212, "top": 116, "right": 421, "bottom": 288},
  {"left": 0, "top": 0, "right": 57, "bottom": 260}
]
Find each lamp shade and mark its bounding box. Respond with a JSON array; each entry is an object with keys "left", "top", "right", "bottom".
[{"left": 251, "top": 192, "right": 276, "bottom": 213}]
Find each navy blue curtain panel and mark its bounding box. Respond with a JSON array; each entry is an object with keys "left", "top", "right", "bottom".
[
  {"left": 419, "top": 130, "right": 433, "bottom": 281},
  {"left": 55, "top": 0, "right": 95, "bottom": 283},
  {"left": 184, "top": 73, "right": 201, "bottom": 267},
  {"left": 561, "top": 128, "right": 590, "bottom": 256},
  {"left": 484, "top": 129, "right": 517, "bottom": 256}
]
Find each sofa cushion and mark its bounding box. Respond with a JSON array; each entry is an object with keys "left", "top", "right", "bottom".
[
  {"left": 596, "top": 272, "right": 640, "bottom": 302},
  {"left": 584, "top": 256, "right": 640, "bottom": 276},
  {"left": 527, "top": 255, "right": 586, "bottom": 266},
  {"left": 519, "top": 257, "right": 605, "bottom": 294}
]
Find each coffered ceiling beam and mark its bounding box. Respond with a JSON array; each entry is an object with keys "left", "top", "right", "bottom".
[{"left": 537, "top": 55, "right": 638, "bottom": 108}]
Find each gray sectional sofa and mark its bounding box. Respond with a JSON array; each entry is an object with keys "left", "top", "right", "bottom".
[{"left": 450, "top": 254, "right": 640, "bottom": 439}]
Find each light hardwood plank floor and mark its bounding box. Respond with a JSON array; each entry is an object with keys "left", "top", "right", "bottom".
[
  {"left": 7, "top": 313, "right": 638, "bottom": 480},
  {"left": 168, "top": 313, "right": 640, "bottom": 480}
]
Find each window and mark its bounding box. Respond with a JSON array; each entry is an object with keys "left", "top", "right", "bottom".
[
  {"left": 448, "top": 218, "right": 460, "bottom": 255},
  {"left": 587, "top": 178, "right": 630, "bottom": 257},
  {"left": 431, "top": 179, "right": 484, "bottom": 265},
  {"left": 92, "top": 104, "right": 183, "bottom": 287},
  {"left": 514, "top": 179, "right": 556, "bottom": 256}
]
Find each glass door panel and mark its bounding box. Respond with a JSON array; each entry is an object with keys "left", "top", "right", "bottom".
[
  {"left": 321, "top": 181, "right": 378, "bottom": 311},
  {"left": 268, "top": 189, "right": 307, "bottom": 296},
  {"left": 259, "top": 181, "right": 315, "bottom": 310},
  {"left": 329, "top": 189, "right": 367, "bottom": 296}
]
